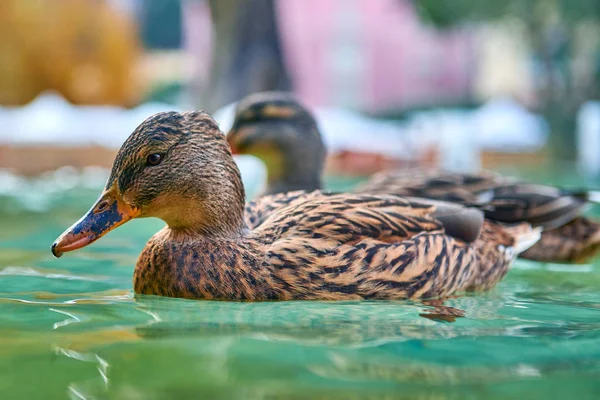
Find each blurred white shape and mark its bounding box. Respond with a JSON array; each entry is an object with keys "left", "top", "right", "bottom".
[
  {"left": 214, "top": 97, "right": 545, "bottom": 169},
  {"left": 213, "top": 105, "right": 272, "bottom": 198},
  {"left": 0, "top": 170, "right": 22, "bottom": 194},
  {"left": 0, "top": 266, "right": 104, "bottom": 281},
  {"left": 437, "top": 112, "right": 480, "bottom": 172},
  {"left": 315, "top": 108, "right": 408, "bottom": 157},
  {"left": 1, "top": 93, "right": 546, "bottom": 171},
  {"left": 212, "top": 102, "right": 237, "bottom": 133},
  {"left": 515, "top": 364, "right": 541, "bottom": 378},
  {"left": 51, "top": 166, "right": 81, "bottom": 191},
  {"left": 49, "top": 308, "right": 82, "bottom": 330},
  {"left": 407, "top": 98, "right": 547, "bottom": 158},
  {"left": 214, "top": 101, "right": 409, "bottom": 159},
  {"left": 0, "top": 168, "right": 110, "bottom": 213},
  {"left": 577, "top": 101, "right": 600, "bottom": 178},
  {"left": 233, "top": 155, "right": 267, "bottom": 199},
  {"left": 80, "top": 166, "right": 111, "bottom": 189},
  {"left": 0, "top": 91, "right": 182, "bottom": 147},
  {"left": 13, "top": 92, "right": 71, "bottom": 144},
  {"left": 471, "top": 98, "right": 547, "bottom": 152}
]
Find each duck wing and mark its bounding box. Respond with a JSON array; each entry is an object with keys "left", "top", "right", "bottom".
[
  {"left": 355, "top": 169, "right": 506, "bottom": 205},
  {"left": 254, "top": 192, "right": 537, "bottom": 300},
  {"left": 244, "top": 190, "right": 314, "bottom": 230},
  {"left": 255, "top": 192, "right": 484, "bottom": 245},
  {"left": 481, "top": 184, "right": 589, "bottom": 230},
  {"left": 520, "top": 216, "right": 600, "bottom": 263},
  {"left": 357, "top": 168, "right": 598, "bottom": 230}
]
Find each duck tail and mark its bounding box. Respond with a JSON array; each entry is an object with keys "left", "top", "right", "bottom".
[{"left": 504, "top": 224, "right": 543, "bottom": 255}]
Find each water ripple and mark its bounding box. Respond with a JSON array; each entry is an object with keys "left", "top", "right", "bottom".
[{"left": 0, "top": 266, "right": 108, "bottom": 281}]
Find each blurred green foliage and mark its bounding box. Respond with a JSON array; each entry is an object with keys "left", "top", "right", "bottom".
[
  {"left": 416, "top": 0, "right": 600, "bottom": 161},
  {"left": 416, "top": 0, "right": 600, "bottom": 27}
]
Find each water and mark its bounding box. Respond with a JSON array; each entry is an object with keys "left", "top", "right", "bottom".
[{"left": 1, "top": 170, "right": 600, "bottom": 399}]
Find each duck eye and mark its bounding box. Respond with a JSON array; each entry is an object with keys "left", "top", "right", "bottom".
[
  {"left": 146, "top": 153, "right": 163, "bottom": 166},
  {"left": 96, "top": 200, "right": 110, "bottom": 213}
]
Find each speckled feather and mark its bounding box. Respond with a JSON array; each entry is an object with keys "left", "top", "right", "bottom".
[
  {"left": 356, "top": 169, "right": 600, "bottom": 263},
  {"left": 519, "top": 216, "right": 600, "bottom": 263},
  {"left": 228, "top": 93, "right": 600, "bottom": 264},
  {"left": 68, "top": 110, "right": 538, "bottom": 301},
  {"left": 57, "top": 111, "right": 539, "bottom": 301},
  {"left": 135, "top": 189, "right": 534, "bottom": 301},
  {"left": 55, "top": 109, "right": 541, "bottom": 302}
]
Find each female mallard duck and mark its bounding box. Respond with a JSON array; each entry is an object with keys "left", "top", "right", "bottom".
[
  {"left": 51, "top": 111, "right": 540, "bottom": 300},
  {"left": 227, "top": 92, "right": 600, "bottom": 264}
]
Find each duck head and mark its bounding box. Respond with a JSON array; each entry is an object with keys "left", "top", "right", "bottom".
[
  {"left": 52, "top": 111, "right": 245, "bottom": 257},
  {"left": 226, "top": 92, "right": 326, "bottom": 194}
]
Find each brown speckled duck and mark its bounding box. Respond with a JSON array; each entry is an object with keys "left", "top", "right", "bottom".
[
  {"left": 51, "top": 111, "right": 540, "bottom": 300},
  {"left": 227, "top": 92, "right": 600, "bottom": 264}
]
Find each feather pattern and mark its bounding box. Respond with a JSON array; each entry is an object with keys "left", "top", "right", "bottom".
[
  {"left": 135, "top": 191, "right": 537, "bottom": 300},
  {"left": 356, "top": 169, "right": 600, "bottom": 263},
  {"left": 54, "top": 110, "right": 539, "bottom": 302},
  {"left": 228, "top": 93, "right": 600, "bottom": 264}
]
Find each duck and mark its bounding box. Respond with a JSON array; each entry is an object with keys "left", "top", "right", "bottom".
[
  {"left": 227, "top": 91, "right": 327, "bottom": 195},
  {"left": 51, "top": 110, "right": 540, "bottom": 301},
  {"left": 226, "top": 91, "right": 600, "bottom": 264}
]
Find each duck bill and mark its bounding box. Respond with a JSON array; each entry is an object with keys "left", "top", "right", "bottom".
[{"left": 51, "top": 188, "right": 140, "bottom": 258}]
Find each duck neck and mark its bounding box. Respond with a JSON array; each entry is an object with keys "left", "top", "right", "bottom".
[
  {"left": 265, "top": 141, "right": 325, "bottom": 195},
  {"left": 155, "top": 158, "right": 247, "bottom": 238},
  {"left": 164, "top": 195, "right": 246, "bottom": 239}
]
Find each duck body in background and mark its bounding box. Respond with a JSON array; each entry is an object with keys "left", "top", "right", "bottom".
[{"left": 227, "top": 92, "right": 600, "bottom": 264}]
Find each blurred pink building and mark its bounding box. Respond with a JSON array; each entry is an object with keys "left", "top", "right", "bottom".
[{"left": 184, "top": 0, "right": 476, "bottom": 112}]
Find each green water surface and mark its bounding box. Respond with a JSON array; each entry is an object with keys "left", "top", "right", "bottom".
[{"left": 1, "top": 170, "right": 600, "bottom": 399}]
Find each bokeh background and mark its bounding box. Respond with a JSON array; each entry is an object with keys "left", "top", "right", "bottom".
[
  {"left": 1, "top": 0, "right": 600, "bottom": 185},
  {"left": 3, "top": 2, "right": 600, "bottom": 399}
]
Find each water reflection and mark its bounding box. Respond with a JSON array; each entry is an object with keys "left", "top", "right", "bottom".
[
  {"left": 0, "top": 284, "right": 599, "bottom": 399},
  {"left": 2, "top": 175, "right": 600, "bottom": 398},
  {"left": 130, "top": 297, "right": 488, "bottom": 346}
]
